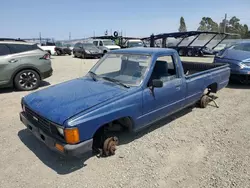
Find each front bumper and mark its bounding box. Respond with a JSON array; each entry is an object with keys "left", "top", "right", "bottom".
[
  {"left": 41, "top": 68, "right": 53, "bottom": 79},
  {"left": 19, "top": 112, "right": 93, "bottom": 157}
]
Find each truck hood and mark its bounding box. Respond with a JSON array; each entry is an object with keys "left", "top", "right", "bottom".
[{"left": 23, "top": 77, "right": 126, "bottom": 125}]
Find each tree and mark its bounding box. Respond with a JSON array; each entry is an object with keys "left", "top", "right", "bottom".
[
  {"left": 219, "top": 16, "right": 249, "bottom": 38},
  {"left": 178, "top": 17, "right": 187, "bottom": 32},
  {"left": 197, "top": 17, "right": 219, "bottom": 32}
]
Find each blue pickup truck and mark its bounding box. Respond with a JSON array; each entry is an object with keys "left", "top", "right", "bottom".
[{"left": 20, "top": 48, "right": 230, "bottom": 157}]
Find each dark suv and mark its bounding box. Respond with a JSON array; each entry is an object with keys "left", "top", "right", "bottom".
[{"left": 0, "top": 39, "right": 53, "bottom": 91}]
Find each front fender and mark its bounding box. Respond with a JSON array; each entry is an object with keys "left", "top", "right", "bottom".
[{"left": 65, "top": 89, "right": 143, "bottom": 141}]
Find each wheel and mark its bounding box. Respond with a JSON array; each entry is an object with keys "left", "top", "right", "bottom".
[
  {"left": 187, "top": 49, "right": 194, "bottom": 56},
  {"left": 199, "top": 95, "right": 210, "bottom": 108},
  {"left": 178, "top": 49, "right": 185, "bottom": 56},
  {"left": 68, "top": 52, "right": 72, "bottom": 55},
  {"left": 92, "top": 127, "right": 119, "bottom": 157},
  {"left": 14, "top": 69, "right": 40, "bottom": 91},
  {"left": 81, "top": 53, "right": 85, "bottom": 59},
  {"left": 56, "top": 50, "right": 61, "bottom": 56}
]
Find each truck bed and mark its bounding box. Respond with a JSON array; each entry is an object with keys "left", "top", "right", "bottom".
[{"left": 181, "top": 61, "right": 227, "bottom": 77}]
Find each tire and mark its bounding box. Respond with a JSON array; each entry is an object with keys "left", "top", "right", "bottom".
[
  {"left": 82, "top": 53, "right": 85, "bottom": 59},
  {"left": 187, "top": 49, "right": 194, "bottom": 56},
  {"left": 199, "top": 95, "right": 209, "bottom": 108},
  {"left": 56, "top": 50, "right": 61, "bottom": 56},
  {"left": 178, "top": 49, "right": 185, "bottom": 56},
  {"left": 14, "top": 69, "right": 41, "bottom": 91}
]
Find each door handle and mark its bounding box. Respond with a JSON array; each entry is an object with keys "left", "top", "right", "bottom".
[{"left": 9, "top": 59, "right": 18, "bottom": 63}]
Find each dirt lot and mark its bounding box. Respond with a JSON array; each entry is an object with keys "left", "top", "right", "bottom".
[{"left": 0, "top": 55, "right": 250, "bottom": 188}]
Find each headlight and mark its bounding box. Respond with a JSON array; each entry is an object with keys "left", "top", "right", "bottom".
[
  {"left": 85, "top": 50, "right": 90, "bottom": 54},
  {"left": 57, "top": 127, "right": 64, "bottom": 136},
  {"left": 239, "top": 63, "right": 247, "bottom": 69}
]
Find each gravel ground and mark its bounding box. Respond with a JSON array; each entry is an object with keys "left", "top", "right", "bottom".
[{"left": 0, "top": 55, "right": 250, "bottom": 188}]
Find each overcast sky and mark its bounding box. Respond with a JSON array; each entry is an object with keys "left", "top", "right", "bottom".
[{"left": 1, "top": 0, "right": 250, "bottom": 40}]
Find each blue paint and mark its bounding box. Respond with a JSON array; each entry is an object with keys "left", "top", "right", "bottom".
[
  {"left": 214, "top": 41, "right": 250, "bottom": 75},
  {"left": 22, "top": 48, "right": 230, "bottom": 142}
]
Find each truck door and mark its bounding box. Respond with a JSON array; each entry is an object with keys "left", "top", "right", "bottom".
[{"left": 141, "top": 54, "right": 186, "bottom": 125}]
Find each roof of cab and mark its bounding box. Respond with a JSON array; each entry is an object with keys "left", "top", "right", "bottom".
[{"left": 109, "top": 47, "right": 176, "bottom": 56}]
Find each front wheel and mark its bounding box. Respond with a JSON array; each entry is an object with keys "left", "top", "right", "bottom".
[{"left": 14, "top": 69, "right": 41, "bottom": 91}]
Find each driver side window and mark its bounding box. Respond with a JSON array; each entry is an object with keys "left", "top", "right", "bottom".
[
  {"left": 99, "top": 41, "right": 103, "bottom": 46},
  {"left": 93, "top": 41, "right": 98, "bottom": 46},
  {"left": 148, "top": 55, "right": 177, "bottom": 86}
]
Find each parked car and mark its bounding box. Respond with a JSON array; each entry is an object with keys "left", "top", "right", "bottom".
[
  {"left": 65, "top": 43, "right": 74, "bottom": 51},
  {"left": 19, "top": 48, "right": 230, "bottom": 157},
  {"left": 213, "top": 41, "right": 250, "bottom": 83},
  {"left": 54, "top": 42, "right": 72, "bottom": 56},
  {"left": 121, "top": 39, "right": 146, "bottom": 48},
  {"left": 92, "top": 39, "right": 121, "bottom": 54},
  {"left": 38, "top": 42, "right": 56, "bottom": 56},
  {"left": 0, "top": 39, "right": 53, "bottom": 91},
  {"left": 73, "top": 42, "right": 103, "bottom": 59}
]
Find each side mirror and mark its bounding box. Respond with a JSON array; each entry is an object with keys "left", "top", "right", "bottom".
[{"left": 152, "top": 79, "right": 163, "bottom": 88}]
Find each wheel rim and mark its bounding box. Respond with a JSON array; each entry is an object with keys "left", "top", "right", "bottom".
[
  {"left": 179, "top": 50, "right": 184, "bottom": 56},
  {"left": 19, "top": 71, "right": 38, "bottom": 89}
]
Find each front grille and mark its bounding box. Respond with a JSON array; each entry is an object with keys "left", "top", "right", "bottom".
[
  {"left": 24, "top": 105, "right": 66, "bottom": 143},
  {"left": 25, "top": 106, "right": 51, "bottom": 133}
]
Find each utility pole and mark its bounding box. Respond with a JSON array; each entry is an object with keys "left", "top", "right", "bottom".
[
  {"left": 39, "top": 32, "right": 41, "bottom": 43},
  {"left": 224, "top": 13, "right": 227, "bottom": 33}
]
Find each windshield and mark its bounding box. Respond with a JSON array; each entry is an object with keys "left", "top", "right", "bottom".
[
  {"left": 55, "top": 42, "right": 63, "bottom": 47},
  {"left": 83, "top": 43, "right": 96, "bottom": 49},
  {"left": 89, "top": 53, "right": 151, "bottom": 86},
  {"left": 128, "top": 41, "right": 144, "bottom": 47},
  {"left": 102, "top": 40, "right": 115, "bottom": 46}
]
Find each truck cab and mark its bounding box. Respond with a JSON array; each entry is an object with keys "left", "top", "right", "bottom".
[{"left": 92, "top": 39, "right": 121, "bottom": 54}]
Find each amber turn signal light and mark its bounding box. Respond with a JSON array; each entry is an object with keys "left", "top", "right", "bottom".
[
  {"left": 55, "top": 143, "right": 64, "bottom": 152},
  {"left": 64, "top": 128, "right": 80, "bottom": 144}
]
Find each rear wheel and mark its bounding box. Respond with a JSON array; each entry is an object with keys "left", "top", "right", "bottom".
[
  {"left": 178, "top": 49, "right": 185, "bottom": 56},
  {"left": 14, "top": 69, "right": 40, "bottom": 91}
]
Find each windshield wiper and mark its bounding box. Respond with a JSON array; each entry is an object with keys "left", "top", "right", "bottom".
[
  {"left": 101, "top": 76, "right": 130, "bottom": 88},
  {"left": 88, "top": 71, "right": 97, "bottom": 81}
]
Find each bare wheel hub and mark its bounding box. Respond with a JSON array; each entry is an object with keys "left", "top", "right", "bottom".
[{"left": 102, "top": 136, "right": 119, "bottom": 157}]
